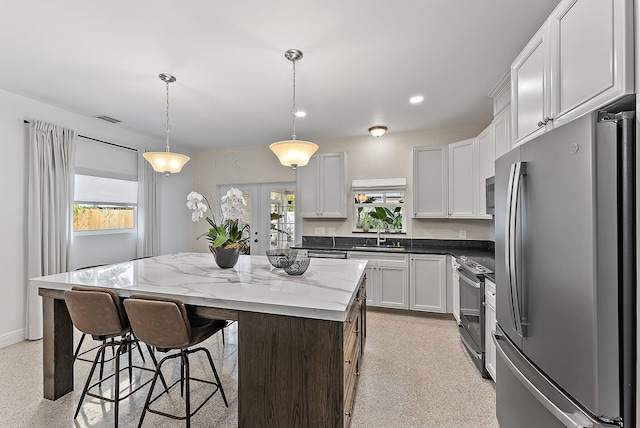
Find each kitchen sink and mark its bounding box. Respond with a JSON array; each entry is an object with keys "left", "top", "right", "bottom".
[{"left": 351, "top": 245, "right": 405, "bottom": 252}]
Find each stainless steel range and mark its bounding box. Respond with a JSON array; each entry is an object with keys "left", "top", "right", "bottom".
[{"left": 456, "top": 256, "right": 492, "bottom": 379}]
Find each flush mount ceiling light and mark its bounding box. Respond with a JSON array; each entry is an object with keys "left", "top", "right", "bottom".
[
  {"left": 270, "top": 49, "right": 318, "bottom": 170},
  {"left": 369, "top": 126, "right": 388, "bottom": 137},
  {"left": 143, "top": 73, "right": 190, "bottom": 175},
  {"left": 410, "top": 95, "right": 424, "bottom": 104}
]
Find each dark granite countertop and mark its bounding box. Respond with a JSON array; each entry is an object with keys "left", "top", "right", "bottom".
[{"left": 293, "top": 236, "right": 495, "bottom": 279}]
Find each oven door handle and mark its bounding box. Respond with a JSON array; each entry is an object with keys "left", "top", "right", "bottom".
[{"left": 457, "top": 269, "right": 481, "bottom": 289}]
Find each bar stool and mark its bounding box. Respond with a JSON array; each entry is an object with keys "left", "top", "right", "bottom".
[
  {"left": 123, "top": 294, "right": 229, "bottom": 428},
  {"left": 64, "top": 286, "right": 157, "bottom": 427},
  {"left": 72, "top": 264, "right": 108, "bottom": 363}
]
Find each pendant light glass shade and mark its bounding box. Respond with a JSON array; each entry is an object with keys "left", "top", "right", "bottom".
[
  {"left": 270, "top": 49, "right": 318, "bottom": 169},
  {"left": 269, "top": 140, "right": 318, "bottom": 168},
  {"left": 144, "top": 73, "right": 190, "bottom": 174},
  {"left": 143, "top": 150, "right": 190, "bottom": 173}
]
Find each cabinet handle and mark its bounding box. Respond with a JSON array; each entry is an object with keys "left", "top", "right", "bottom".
[
  {"left": 537, "top": 117, "right": 554, "bottom": 127},
  {"left": 482, "top": 301, "right": 486, "bottom": 307},
  {"left": 345, "top": 412, "right": 352, "bottom": 417},
  {"left": 355, "top": 329, "right": 359, "bottom": 336},
  {"left": 355, "top": 371, "right": 360, "bottom": 377},
  {"left": 347, "top": 318, "right": 352, "bottom": 324},
  {"left": 346, "top": 359, "right": 352, "bottom": 364}
]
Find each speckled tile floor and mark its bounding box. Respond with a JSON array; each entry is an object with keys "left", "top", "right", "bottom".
[{"left": 0, "top": 311, "right": 497, "bottom": 427}]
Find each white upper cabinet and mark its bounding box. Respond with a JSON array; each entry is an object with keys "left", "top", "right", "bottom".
[
  {"left": 297, "top": 152, "right": 347, "bottom": 218},
  {"left": 492, "top": 107, "right": 511, "bottom": 160},
  {"left": 550, "top": 0, "right": 633, "bottom": 126},
  {"left": 489, "top": 73, "right": 512, "bottom": 159},
  {"left": 511, "top": 23, "right": 551, "bottom": 144},
  {"left": 475, "top": 126, "right": 493, "bottom": 219},
  {"left": 448, "top": 138, "right": 475, "bottom": 218},
  {"left": 412, "top": 146, "right": 448, "bottom": 218},
  {"left": 511, "top": 0, "right": 633, "bottom": 146}
]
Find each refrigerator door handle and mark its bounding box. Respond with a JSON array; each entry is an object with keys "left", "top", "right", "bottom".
[
  {"left": 504, "top": 163, "right": 517, "bottom": 332},
  {"left": 494, "top": 331, "right": 593, "bottom": 428},
  {"left": 506, "top": 161, "right": 526, "bottom": 337}
]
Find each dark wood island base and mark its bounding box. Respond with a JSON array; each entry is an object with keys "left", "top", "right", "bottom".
[{"left": 39, "top": 276, "right": 367, "bottom": 427}]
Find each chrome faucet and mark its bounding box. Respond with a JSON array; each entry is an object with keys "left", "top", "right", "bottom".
[{"left": 376, "top": 222, "right": 386, "bottom": 246}]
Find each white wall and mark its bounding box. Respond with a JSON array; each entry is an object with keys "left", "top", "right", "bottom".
[
  {"left": 0, "top": 88, "right": 194, "bottom": 347},
  {"left": 192, "top": 124, "right": 494, "bottom": 252},
  {"left": 305, "top": 127, "right": 493, "bottom": 240}
]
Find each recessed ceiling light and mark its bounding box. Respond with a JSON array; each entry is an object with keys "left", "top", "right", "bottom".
[
  {"left": 410, "top": 96, "right": 424, "bottom": 104},
  {"left": 295, "top": 111, "right": 307, "bottom": 117}
]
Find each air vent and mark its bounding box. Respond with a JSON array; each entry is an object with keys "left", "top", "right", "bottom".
[{"left": 94, "top": 115, "right": 121, "bottom": 124}]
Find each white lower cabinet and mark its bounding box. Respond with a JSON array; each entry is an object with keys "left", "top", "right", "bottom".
[
  {"left": 347, "top": 252, "right": 409, "bottom": 309},
  {"left": 484, "top": 277, "right": 497, "bottom": 381},
  {"left": 409, "top": 254, "right": 447, "bottom": 313},
  {"left": 452, "top": 258, "right": 461, "bottom": 323}
]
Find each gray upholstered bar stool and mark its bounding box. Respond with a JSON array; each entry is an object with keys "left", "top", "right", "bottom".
[
  {"left": 123, "top": 294, "right": 229, "bottom": 428},
  {"left": 64, "top": 286, "right": 156, "bottom": 428}
]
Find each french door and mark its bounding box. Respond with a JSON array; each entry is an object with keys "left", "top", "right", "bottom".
[{"left": 217, "top": 182, "right": 296, "bottom": 255}]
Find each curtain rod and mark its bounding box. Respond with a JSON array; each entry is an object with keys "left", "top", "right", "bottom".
[{"left": 23, "top": 120, "right": 138, "bottom": 152}]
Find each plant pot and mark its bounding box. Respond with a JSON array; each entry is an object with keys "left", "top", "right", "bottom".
[{"left": 209, "top": 246, "right": 241, "bottom": 269}]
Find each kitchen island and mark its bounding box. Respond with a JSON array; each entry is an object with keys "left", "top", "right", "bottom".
[{"left": 30, "top": 253, "right": 368, "bottom": 427}]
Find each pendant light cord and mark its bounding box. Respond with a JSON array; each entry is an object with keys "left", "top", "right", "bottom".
[
  {"left": 291, "top": 58, "right": 297, "bottom": 140},
  {"left": 165, "top": 80, "right": 171, "bottom": 153}
]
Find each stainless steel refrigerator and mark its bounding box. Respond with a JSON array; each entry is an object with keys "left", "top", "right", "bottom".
[{"left": 494, "top": 102, "right": 635, "bottom": 428}]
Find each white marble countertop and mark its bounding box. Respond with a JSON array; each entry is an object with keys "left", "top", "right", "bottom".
[{"left": 30, "top": 252, "right": 368, "bottom": 322}]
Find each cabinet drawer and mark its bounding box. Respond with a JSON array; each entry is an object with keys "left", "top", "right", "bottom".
[
  {"left": 344, "top": 332, "right": 360, "bottom": 386},
  {"left": 344, "top": 312, "right": 360, "bottom": 357},
  {"left": 485, "top": 288, "right": 496, "bottom": 310},
  {"left": 344, "top": 296, "right": 361, "bottom": 334},
  {"left": 347, "top": 252, "right": 408, "bottom": 263},
  {"left": 344, "top": 343, "right": 360, "bottom": 423},
  {"left": 485, "top": 279, "right": 496, "bottom": 309}
]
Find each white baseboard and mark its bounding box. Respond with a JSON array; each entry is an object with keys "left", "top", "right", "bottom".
[{"left": 0, "top": 328, "right": 27, "bottom": 349}]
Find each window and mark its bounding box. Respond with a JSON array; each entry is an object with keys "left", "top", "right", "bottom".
[
  {"left": 74, "top": 175, "right": 137, "bottom": 233},
  {"left": 353, "top": 190, "right": 405, "bottom": 233}
]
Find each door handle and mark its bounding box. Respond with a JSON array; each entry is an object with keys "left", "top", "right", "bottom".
[
  {"left": 494, "top": 332, "right": 592, "bottom": 428},
  {"left": 457, "top": 269, "right": 480, "bottom": 289},
  {"left": 506, "top": 161, "right": 526, "bottom": 337}
]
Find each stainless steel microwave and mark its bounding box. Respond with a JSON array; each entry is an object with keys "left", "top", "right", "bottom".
[{"left": 486, "top": 176, "right": 495, "bottom": 215}]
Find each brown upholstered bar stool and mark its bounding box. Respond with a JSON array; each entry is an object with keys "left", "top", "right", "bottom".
[
  {"left": 72, "top": 264, "right": 109, "bottom": 363},
  {"left": 64, "top": 286, "right": 157, "bottom": 428},
  {"left": 123, "top": 294, "right": 229, "bottom": 428}
]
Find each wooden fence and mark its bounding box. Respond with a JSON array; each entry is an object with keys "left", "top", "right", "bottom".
[{"left": 74, "top": 207, "right": 134, "bottom": 231}]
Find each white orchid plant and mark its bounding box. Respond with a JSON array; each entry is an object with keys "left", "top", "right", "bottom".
[{"left": 187, "top": 188, "right": 250, "bottom": 250}]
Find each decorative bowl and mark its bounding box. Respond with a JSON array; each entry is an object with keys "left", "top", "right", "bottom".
[
  {"left": 283, "top": 257, "right": 310, "bottom": 275},
  {"left": 266, "top": 249, "right": 298, "bottom": 268}
]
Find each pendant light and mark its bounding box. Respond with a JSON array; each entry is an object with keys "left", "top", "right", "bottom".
[
  {"left": 143, "top": 73, "right": 190, "bottom": 175},
  {"left": 270, "top": 49, "right": 318, "bottom": 169}
]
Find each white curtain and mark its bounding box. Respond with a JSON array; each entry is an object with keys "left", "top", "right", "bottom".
[
  {"left": 27, "top": 120, "right": 77, "bottom": 340},
  {"left": 136, "top": 152, "right": 160, "bottom": 257}
]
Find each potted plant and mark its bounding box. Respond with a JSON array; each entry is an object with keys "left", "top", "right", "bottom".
[
  {"left": 367, "top": 206, "right": 402, "bottom": 232},
  {"left": 187, "top": 188, "right": 250, "bottom": 268}
]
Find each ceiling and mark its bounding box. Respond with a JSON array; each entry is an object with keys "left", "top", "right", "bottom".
[{"left": 0, "top": 1, "right": 561, "bottom": 151}]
